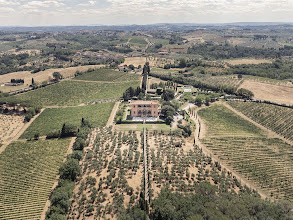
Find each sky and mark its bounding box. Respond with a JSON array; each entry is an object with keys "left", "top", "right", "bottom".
[{"left": 0, "top": 0, "right": 293, "bottom": 26}]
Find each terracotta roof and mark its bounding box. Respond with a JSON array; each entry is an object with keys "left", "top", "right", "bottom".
[{"left": 130, "top": 100, "right": 159, "bottom": 104}]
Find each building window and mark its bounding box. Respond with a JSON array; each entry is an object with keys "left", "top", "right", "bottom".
[{"left": 133, "top": 111, "right": 135, "bottom": 114}]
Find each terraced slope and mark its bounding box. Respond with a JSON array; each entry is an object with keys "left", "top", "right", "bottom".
[{"left": 0, "top": 139, "right": 70, "bottom": 220}]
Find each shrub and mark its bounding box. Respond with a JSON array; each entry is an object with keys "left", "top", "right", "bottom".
[
  {"left": 46, "top": 130, "right": 60, "bottom": 139},
  {"left": 59, "top": 158, "right": 81, "bottom": 181}
]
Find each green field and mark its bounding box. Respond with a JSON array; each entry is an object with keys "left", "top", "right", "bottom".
[
  {"left": 129, "top": 36, "right": 148, "bottom": 45},
  {"left": 21, "top": 103, "right": 114, "bottom": 138},
  {"left": 75, "top": 68, "right": 141, "bottom": 82},
  {"left": 198, "top": 104, "right": 293, "bottom": 202},
  {"left": 0, "top": 80, "right": 140, "bottom": 106},
  {"left": 198, "top": 104, "right": 264, "bottom": 137},
  {"left": 228, "top": 101, "right": 293, "bottom": 141},
  {"left": 0, "top": 138, "right": 71, "bottom": 220}
]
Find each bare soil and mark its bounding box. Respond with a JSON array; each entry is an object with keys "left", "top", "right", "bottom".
[
  {"left": 225, "top": 59, "right": 273, "bottom": 65},
  {"left": 0, "top": 114, "right": 24, "bottom": 144},
  {"left": 0, "top": 108, "right": 44, "bottom": 154},
  {"left": 239, "top": 80, "right": 293, "bottom": 105}
]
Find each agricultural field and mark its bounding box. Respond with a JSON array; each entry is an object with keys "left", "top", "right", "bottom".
[
  {"left": 75, "top": 68, "right": 141, "bottom": 82},
  {"left": 129, "top": 36, "right": 148, "bottom": 46},
  {"left": 198, "top": 104, "right": 264, "bottom": 137},
  {"left": 228, "top": 101, "right": 293, "bottom": 141},
  {"left": 67, "top": 127, "right": 248, "bottom": 219},
  {"left": 147, "top": 131, "right": 243, "bottom": 198},
  {"left": 0, "top": 65, "right": 104, "bottom": 93},
  {"left": 224, "top": 59, "right": 273, "bottom": 65},
  {"left": 20, "top": 103, "right": 114, "bottom": 139},
  {"left": 0, "top": 138, "right": 71, "bottom": 220},
  {"left": 0, "top": 80, "right": 140, "bottom": 106},
  {"left": 198, "top": 104, "right": 293, "bottom": 201},
  {"left": 68, "top": 128, "right": 144, "bottom": 219},
  {"left": 239, "top": 80, "right": 293, "bottom": 105},
  {"left": 192, "top": 75, "right": 243, "bottom": 90},
  {"left": 0, "top": 114, "right": 24, "bottom": 143}
]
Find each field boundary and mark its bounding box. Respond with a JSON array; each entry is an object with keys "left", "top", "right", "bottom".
[
  {"left": 40, "top": 137, "right": 76, "bottom": 220},
  {"left": 223, "top": 102, "right": 293, "bottom": 146},
  {"left": 106, "top": 101, "right": 120, "bottom": 127},
  {"left": 0, "top": 108, "right": 45, "bottom": 154},
  {"left": 185, "top": 106, "right": 269, "bottom": 200}
]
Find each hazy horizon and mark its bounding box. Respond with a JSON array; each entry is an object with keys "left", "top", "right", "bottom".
[{"left": 0, "top": 0, "right": 293, "bottom": 26}]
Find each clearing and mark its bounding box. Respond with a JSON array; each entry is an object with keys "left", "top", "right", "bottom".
[{"left": 239, "top": 80, "right": 293, "bottom": 105}]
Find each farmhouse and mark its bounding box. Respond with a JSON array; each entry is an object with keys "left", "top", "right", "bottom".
[{"left": 130, "top": 100, "right": 159, "bottom": 118}]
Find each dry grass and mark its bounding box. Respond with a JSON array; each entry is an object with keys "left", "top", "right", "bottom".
[
  {"left": 239, "top": 80, "right": 293, "bottom": 105},
  {"left": 0, "top": 114, "right": 24, "bottom": 144},
  {"left": 122, "top": 56, "right": 174, "bottom": 68},
  {"left": 225, "top": 59, "right": 273, "bottom": 65},
  {"left": 0, "top": 65, "right": 104, "bottom": 92}
]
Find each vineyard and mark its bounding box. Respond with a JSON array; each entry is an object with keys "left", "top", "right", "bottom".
[
  {"left": 20, "top": 103, "right": 114, "bottom": 139},
  {"left": 228, "top": 101, "right": 293, "bottom": 141},
  {"left": 0, "top": 80, "right": 140, "bottom": 106},
  {"left": 0, "top": 138, "right": 71, "bottom": 220},
  {"left": 198, "top": 104, "right": 264, "bottom": 137},
  {"left": 198, "top": 104, "right": 293, "bottom": 202},
  {"left": 75, "top": 68, "right": 141, "bottom": 82},
  {"left": 193, "top": 76, "right": 243, "bottom": 90}
]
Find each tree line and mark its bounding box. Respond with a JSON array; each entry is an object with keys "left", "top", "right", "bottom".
[{"left": 188, "top": 42, "right": 293, "bottom": 59}]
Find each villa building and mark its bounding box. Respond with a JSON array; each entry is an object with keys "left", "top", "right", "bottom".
[{"left": 130, "top": 100, "right": 159, "bottom": 118}]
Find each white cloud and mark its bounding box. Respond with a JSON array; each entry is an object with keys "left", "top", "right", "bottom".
[
  {"left": 22, "top": 0, "right": 64, "bottom": 9},
  {"left": 0, "top": 0, "right": 19, "bottom": 6},
  {"left": 78, "top": 0, "right": 96, "bottom": 7},
  {"left": 1, "top": 0, "right": 293, "bottom": 26},
  {"left": 0, "top": 6, "right": 14, "bottom": 12}
]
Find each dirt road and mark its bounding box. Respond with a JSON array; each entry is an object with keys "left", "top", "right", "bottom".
[
  {"left": 106, "top": 102, "right": 120, "bottom": 127},
  {"left": 186, "top": 106, "right": 269, "bottom": 200},
  {"left": 222, "top": 102, "right": 293, "bottom": 146}
]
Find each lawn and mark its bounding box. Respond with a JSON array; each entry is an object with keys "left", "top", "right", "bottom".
[
  {"left": 0, "top": 138, "right": 71, "bottom": 220},
  {"left": 198, "top": 104, "right": 264, "bottom": 137},
  {"left": 21, "top": 102, "right": 114, "bottom": 138},
  {"left": 0, "top": 80, "right": 140, "bottom": 106},
  {"left": 75, "top": 68, "right": 141, "bottom": 82}
]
